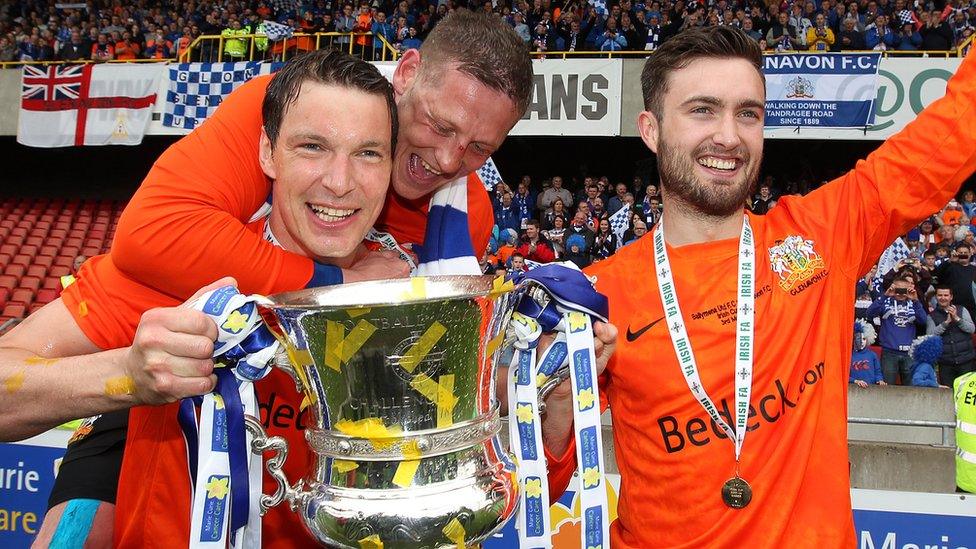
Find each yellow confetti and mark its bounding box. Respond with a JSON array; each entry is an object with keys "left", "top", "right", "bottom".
[
  {"left": 5, "top": 371, "right": 25, "bottom": 393},
  {"left": 325, "top": 320, "right": 377, "bottom": 371},
  {"left": 358, "top": 534, "right": 384, "bottom": 549},
  {"left": 488, "top": 275, "right": 515, "bottom": 298},
  {"left": 400, "top": 277, "right": 427, "bottom": 301},
  {"left": 346, "top": 307, "right": 371, "bottom": 319},
  {"left": 401, "top": 440, "right": 421, "bottom": 460},
  {"left": 333, "top": 460, "right": 358, "bottom": 473},
  {"left": 399, "top": 322, "right": 447, "bottom": 373},
  {"left": 334, "top": 418, "right": 402, "bottom": 451},
  {"left": 324, "top": 321, "right": 346, "bottom": 371},
  {"left": 393, "top": 459, "right": 420, "bottom": 488},
  {"left": 485, "top": 333, "right": 504, "bottom": 358},
  {"left": 284, "top": 345, "right": 314, "bottom": 401},
  {"left": 436, "top": 374, "right": 455, "bottom": 428},
  {"left": 25, "top": 356, "right": 58, "bottom": 366},
  {"left": 104, "top": 376, "right": 135, "bottom": 396},
  {"left": 442, "top": 517, "right": 467, "bottom": 548},
  {"left": 339, "top": 320, "right": 377, "bottom": 364},
  {"left": 299, "top": 395, "right": 311, "bottom": 411},
  {"left": 77, "top": 301, "right": 88, "bottom": 317}
]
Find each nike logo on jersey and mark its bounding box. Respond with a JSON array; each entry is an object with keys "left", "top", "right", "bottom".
[{"left": 626, "top": 317, "right": 665, "bottom": 342}]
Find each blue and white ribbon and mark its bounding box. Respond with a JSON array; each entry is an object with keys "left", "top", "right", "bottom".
[
  {"left": 414, "top": 177, "right": 482, "bottom": 276},
  {"left": 180, "top": 286, "right": 279, "bottom": 549},
  {"left": 507, "top": 263, "right": 611, "bottom": 549}
]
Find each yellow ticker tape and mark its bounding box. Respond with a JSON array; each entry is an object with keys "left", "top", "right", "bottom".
[
  {"left": 104, "top": 375, "right": 136, "bottom": 396},
  {"left": 436, "top": 374, "right": 455, "bottom": 429},
  {"left": 284, "top": 346, "right": 315, "bottom": 404},
  {"left": 77, "top": 301, "right": 88, "bottom": 317},
  {"left": 333, "top": 460, "right": 358, "bottom": 474},
  {"left": 488, "top": 275, "right": 515, "bottom": 298},
  {"left": 393, "top": 458, "right": 420, "bottom": 488},
  {"left": 334, "top": 417, "right": 403, "bottom": 451},
  {"left": 485, "top": 333, "right": 504, "bottom": 358},
  {"left": 346, "top": 307, "right": 371, "bottom": 319},
  {"left": 442, "top": 517, "right": 467, "bottom": 548},
  {"left": 358, "top": 534, "right": 384, "bottom": 549},
  {"left": 399, "top": 322, "right": 447, "bottom": 373},
  {"left": 325, "top": 320, "right": 377, "bottom": 372},
  {"left": 25, "top": 356, "right": 58, "bottom": 366},
  {"left": 5, "top": 371, "right": 25, "bottom": 393},
  {"left": 400, "top": 277, "right": 427, "bottom": 301}
]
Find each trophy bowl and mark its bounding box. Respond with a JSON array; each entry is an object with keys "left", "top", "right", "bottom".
[{"left": 253, "top": 275, "right": 524, "bottom": 548}]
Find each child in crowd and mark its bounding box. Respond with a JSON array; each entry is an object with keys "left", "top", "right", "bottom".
[
  {"left": 850, "top": 320, "right": 885, "bottom": 388},
  {"left": 909, "top": 335, "right": 946, "bottom": 388}
]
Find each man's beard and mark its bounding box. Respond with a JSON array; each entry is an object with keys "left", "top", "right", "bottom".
[{"left": 657, "top": 137, "right": 759, "bottom": 218}]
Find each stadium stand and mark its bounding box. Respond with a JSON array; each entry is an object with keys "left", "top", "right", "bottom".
[{"left": 0, "top": 197, "right": 123, "bottom": 323}]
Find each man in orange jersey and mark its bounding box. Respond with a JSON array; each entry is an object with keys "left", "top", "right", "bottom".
[
  {"left": 0, "top": 51, "right": 398, "bottom": 548},
  {"left": 539, "top": 26, "right": 976, "bottom": 547},
  {"left": 7, "top": 11, "right": 540, "bottom": 547}
]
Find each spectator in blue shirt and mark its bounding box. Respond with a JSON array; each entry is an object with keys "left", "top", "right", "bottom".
[
  {"left": 597, "top": 17, "right": 628, "bottom": 50},
  {"left": 400, "top": 26, "right": 422, "bottom": 50},
  {"left": 865, "top": 14, "right": 895, "bottom": 48},
  {"left": 909, "top": 335, "right": 946, "bottom": 388},
  {"left": 850, "top": 320, "right": 886, "bottom": 387},
  {"left": 371, "top": 11, "right": 396, "bottom": 58},
  {"left": 893, "top": 21, "right": 923, "bottom": 49},
  {"left": 865, "top": 274, "right": 929, "bottom": 385},
  {"left": 493, "top": 191, "right": 521, "bottom": 235}
]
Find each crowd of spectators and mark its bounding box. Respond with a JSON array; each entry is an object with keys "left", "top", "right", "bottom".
[
  {"left": 2, "top": 0, "right": 975, "bottom": 64},
  {"left": 483, "top": 172, "right": 781, "bottom": 274},
  {"left": 854, "top": 193, "right": 976, "bottom": 389}
]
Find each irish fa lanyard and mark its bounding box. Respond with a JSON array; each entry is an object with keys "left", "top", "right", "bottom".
[{"left": 652, "top": 215, "right": 756, "bottom": 508}]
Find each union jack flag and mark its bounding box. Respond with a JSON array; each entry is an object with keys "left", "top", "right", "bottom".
[{"left": 21, "top": 65, "right": 86, "bottom": 102}]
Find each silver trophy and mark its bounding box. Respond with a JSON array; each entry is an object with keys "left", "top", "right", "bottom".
[{"left": 250, "top": 275, "right": 526, "bottom": 548}]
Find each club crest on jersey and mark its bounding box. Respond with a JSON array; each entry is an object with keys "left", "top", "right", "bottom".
[{"left": 768, "top": 235, "right": 825, "bottom": 291}]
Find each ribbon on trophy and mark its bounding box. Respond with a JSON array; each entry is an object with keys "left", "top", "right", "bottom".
[
  {"left": 178, "top": 285, "right": 280, "bottom": 549},
  {"left": 507, "top": 263, "right": 612, "bottom": 549}
]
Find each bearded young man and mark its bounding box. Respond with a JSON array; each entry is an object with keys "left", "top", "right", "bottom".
[
  {"left": 540, "top": 26, "right": 976, "bottom": 546},
  {"left": 0, "top": 51, "right": 398, "bottom": 547}
]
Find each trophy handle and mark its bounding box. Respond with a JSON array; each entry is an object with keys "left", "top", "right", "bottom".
[{"left": 244, "top": 414, "right": 301, "bottom": 514}]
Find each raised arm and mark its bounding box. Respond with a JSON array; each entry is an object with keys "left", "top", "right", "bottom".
[{"left": 110, "top": 76, "right": 320, "bottom": 298}]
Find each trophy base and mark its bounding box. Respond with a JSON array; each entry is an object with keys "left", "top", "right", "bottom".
[{"left": 299, "top": 455, "right": 518, "bottom": 548}]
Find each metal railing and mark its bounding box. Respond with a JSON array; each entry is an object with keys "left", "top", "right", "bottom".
[
  {"left": 178, "top": 31, "right": 400, "bottom": 63},
  {"left": 3, "top": 31, "right": 971, "bottom": 69},
  {"left": 848, "top": 416, "right": 956, "bottom": 448},
  {"left": 0, "top": 318, "right": 21, "bottom": 336}
]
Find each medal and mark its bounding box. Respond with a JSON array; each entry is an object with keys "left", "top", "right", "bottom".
[
  {"left": 721, "top": 476, "right": 753, "bottom": 509},
  {"left": 653, "top": 216, "right": 756, "bottom": 510}
]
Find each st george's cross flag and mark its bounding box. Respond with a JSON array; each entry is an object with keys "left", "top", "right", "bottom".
[{"left": 17, "top": 64, "right": 161, "bottom": 148}]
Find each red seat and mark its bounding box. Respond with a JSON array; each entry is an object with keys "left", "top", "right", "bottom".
[
  {"left": 11, "top": 255, "right": 31, "bottom": 267},
  {"left": 42, "top": 277, "right": 60, "bottom": 290},
  {"left": 25, "top": 235, "right": 44, "bottom": 247},
  {"left": 10, "top": 227, "right": 27, "bottom": 237},
  {"left": 60, "top": 247, "right": 80, "bottom": 261},
  {"left": 35, "top": 288, "right": 58, "bottom": 305},
  {"left": 10, "top": 288, "right": 33, "bottom": 306},
  {"left": 0, "top": 219, "right": 15, "bottom": 230},
  {"left": 39, "top": 245, "right": 58, "bottom": 257},
  {"left": 26, "top": 265, "right": 46, "bottom": 279},
  {"left": 53, "top": 257, "right": 73, "bottom": 269},
  {"left": 0, "top": 244, "right": 17, "bottom": 257},
  {"left": 2, "top": 303, "right": 26, "bottom": 319},
  {"left": 0, "top": 254, "right": 9, "bottom": 269},
  {"left": 49, "top": 229, "right": 67, "bottom": 241},
  {"left": 81, "top": 246, "right": 100, "bottom": 257},
  {"left": 65, "top": 237, "right": 83, "bottom": 249},
  {"left": 18, "top": 246, "right": 37, "bottom": 260},
  {"left": 49, "top": 266, "right": 70, "bottom": 278},
  {"left": 0, "top": 287, "right": 8, "bottom": 307},
  {"left": 5, "top": 234, "right": 24, "bottom": 247},
  {"left": 5, "top": 264, "right": 26, "bottom": 279},
  {"left": 54, "top": 221, "right": 72, "bottom": 231},
  {"left": 19, "top": 277, "right": 40, "bottom": 293},
  {"left": 34, "top": 255, "right": 54, "bottom": 270},
  {"left": 0, "top": 275, "right": 16, "bottom": 289}
]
